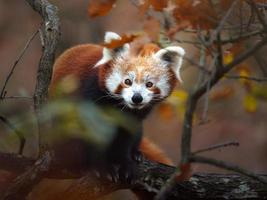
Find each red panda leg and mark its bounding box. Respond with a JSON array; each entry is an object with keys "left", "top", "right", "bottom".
[{"left": 140, "top": 137, "right": 173, "bottom": 166}]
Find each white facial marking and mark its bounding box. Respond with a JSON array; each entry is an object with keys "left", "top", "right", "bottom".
[
  {"left": 156, "top": 74, "right": 171, "bottom": 97},
  {"left": 121, "top": 79, "right": 154, "bottom": 109},
  {"left": 105, "top": 68, "right": 123, "bottom": 93}
]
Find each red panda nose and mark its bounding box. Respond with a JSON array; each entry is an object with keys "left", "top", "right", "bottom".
[{"left": 132, "top": 93, "right": 143, "bottom": 104}]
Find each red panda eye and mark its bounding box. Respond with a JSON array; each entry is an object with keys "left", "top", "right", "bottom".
[
  {"left": 146, "top": 81, "right": 153, "bottom": 88},
  {"left": 124, "top": 79, "right": 132, "bottom": 86}
]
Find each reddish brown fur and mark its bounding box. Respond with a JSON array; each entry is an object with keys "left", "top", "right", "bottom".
[{"left": 50, "top": 43, "right": 173, "bottom": 166}]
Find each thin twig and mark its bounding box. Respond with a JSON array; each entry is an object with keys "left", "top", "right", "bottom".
[
  {"left": 189, "top": 155, "right": 267, "bottom": 184},
  {"left": 248, "top": 0, "right": 267, "bottom": 30},
  {"left": 0, "top": 30, "right": 39, "bottom": 99},
  {"left": 220, "top": 30, "right": 264, "bottom": 44},
  {"left": 192, "top": 141, "right": 239, "bottom": 155},
  {"left": 208, "top": 0, "right": 239, "bottom": 45},
  {"left": 4, "top": 96, "right": 33, "bottom": 100},
  {"left": 225, "top": 75, "right": 267, "bottom": 82}
]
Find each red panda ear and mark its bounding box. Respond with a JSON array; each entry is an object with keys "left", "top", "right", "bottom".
[
  {"left": 153, "top": 46, "right": 185, "bottom": 83},
  {"left": 95, "top": 32, "right": 130, "bottom": 67}
]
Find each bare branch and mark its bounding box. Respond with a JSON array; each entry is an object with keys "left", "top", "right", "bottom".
[
  {"left": 0, "top": 116, "right": 25, "bottom": 155},
  {"left": 192, "top": 141, "right": 239, "bottom": 155},
  {"left": 248, "top": 0, "right": 267, "bottom": 30},
  {"left": 225, "top": 75, "right": 267, "bottom": 82},
  {"left": 189, "top": 155, "right": 267, "bottom": 184},
  {"left": 2, "top": 96, "right": 33, "bottom": 100},
  {"left": 0, "top": 152, "right": 266, "bottom": 199},
  {"left": 1, "top": 152, "right": 52, "bottom": 200},
  {"left": 0, "top": 30, "right": 38, "bottom": 99}
]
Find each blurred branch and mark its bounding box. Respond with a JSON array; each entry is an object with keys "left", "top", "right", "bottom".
[
  {"left": 247, "top": 0, "right": 267, "bottom": 30},
  {"left": 0, "top": 116, "right": 25, "bottom": 155},
  {"left": 1, "top": 152, "right": 52, "bottom": 200},
  {"left": 225, "top": 75, "right": 267, "bottom": 82},
  {"left": 3, "top": 96, "right": 33, "bottom": 100},
  {"left": 0, "top": 152, "right": 267, "bottom": 199},
  {"left": 220, "top": 30, "right": 265, "bottom": 44},
  {"left": 0, "top": 30, "right": 38, "bottom": 99}
]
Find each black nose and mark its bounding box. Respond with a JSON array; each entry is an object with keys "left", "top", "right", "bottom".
[{"left": 132, "top": 93, "right": 143, "bottom": 104}]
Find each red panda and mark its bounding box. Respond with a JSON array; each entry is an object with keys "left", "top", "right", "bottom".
[{"left": 50, "top": 32, "right": 185, "bottom": 180}]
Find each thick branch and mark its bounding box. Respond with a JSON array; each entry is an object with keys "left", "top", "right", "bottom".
[
  {"left": 0, "top": 152, "right": 52, "bottom": 200},
  {"left": 25, "top": 0, "right": 60, "bottom": 152},
  {"left": 0, "top": 152, "right": 267, "bottom": 199}
]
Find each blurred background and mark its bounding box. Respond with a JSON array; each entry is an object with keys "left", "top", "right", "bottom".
[{"left": 0, "top": 0, "right": 267, "bottom": 199}]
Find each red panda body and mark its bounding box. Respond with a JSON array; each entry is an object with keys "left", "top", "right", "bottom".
[{"left": 50, "top": 32, "right": 185, "bottom": 180}]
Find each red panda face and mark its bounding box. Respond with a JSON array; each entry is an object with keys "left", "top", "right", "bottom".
[
  {"left": 96, "top": 32, "right": 185, "bottom": 110},
  {"left": 105, "top": 56, "right": 176, "bottom": 109}
]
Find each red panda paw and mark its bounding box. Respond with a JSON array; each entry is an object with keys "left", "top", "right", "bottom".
[
  {"left": 132, "top": 149, "right": 144, "bottom": 163},
  {"left": 118, "top": 161, "right": 138, "bottom": 184}
]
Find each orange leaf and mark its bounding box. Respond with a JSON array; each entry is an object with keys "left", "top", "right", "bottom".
[
  {"left": 173, "top": 0, "right": 239, "bottom": 30},
  {"left": 149, "top": 0, "right": 168, "bottom": 11},
  {"left": 210, "top": 86, "right": 234, "bottom": 101},
  {"left": 158, "top": 103, "right": 174, "bottom": 121},
  {"left": 138, "top": 0, "right": 150, "bottom": 15},
  {"left": 243, "top": 95, "right": 257, "bottom": 113},
  {"left": 104, "top": 34, "right": 138, "bottom": 49},
  {"left": 88, "top": 0, "right": 116, "bottom": 18},
  {"left": 236, "top": 65, "right": 253, "bottom": 91}
]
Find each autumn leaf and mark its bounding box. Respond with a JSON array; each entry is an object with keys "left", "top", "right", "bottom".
[
  {"left": 223, "top": 52, "right": 234, "bottom": 65},
  {"left": 103, "top": 34, "right": 138, "bottom": 49},
  {"left": 149, "top": 0, "right": 168, "bottom": 11},
  {"left": 210, "top": 86, "right": 234, "bottom": 101},
  {"left": 237, "top": 66, "right": 253, "bottom": 91},
  {"left": 243, "top": 94, "right": 257, "bottom": 113},
  {"left": 251, "top": 85, "right": 267, "bottom": 100},
  {"left": 88, "top": 0, "right": 116, "bottom": 18},
  {"left": 173, "top": 0, "right": 236, "bottom": 30},
  {"left": 158, "top": 103, "right": 174, "bottom": 121},
  {"left": 228, "top": 42, "right": 245, "bottom": 56}
]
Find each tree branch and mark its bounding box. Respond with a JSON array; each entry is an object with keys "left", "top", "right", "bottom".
[
  {"left": 0, "top": 0, "right": 60, "bottom": 199},
  {"left": 0, "top": 152, "right": 52, "bottom": 200},
  {"left": 0, "top": 116, "right": 25, "bottom": 155},
  {"left": 0, "top": 152, "right": 266, "bottom": 199},
  {"left": 25, "top": 0, "right": 60, "bottom": 153}
]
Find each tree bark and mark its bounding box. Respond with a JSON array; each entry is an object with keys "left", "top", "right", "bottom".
[{"left": 0, "top": 152, "right": 266, "bottom": 199}]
